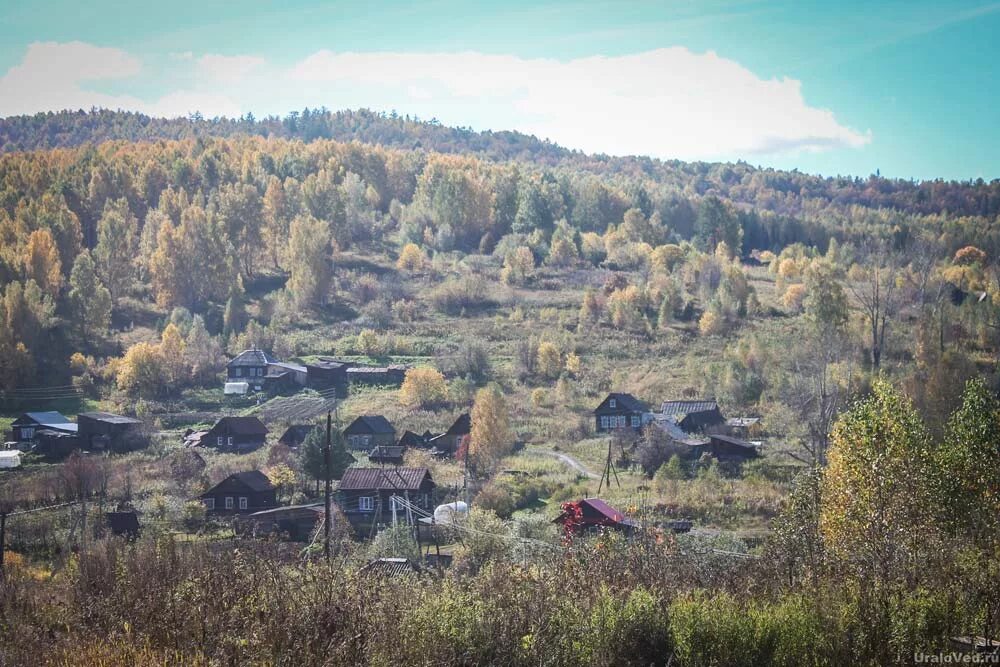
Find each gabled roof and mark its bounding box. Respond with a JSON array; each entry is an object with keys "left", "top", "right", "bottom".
[
  {"left": 651, "top": 417, "right": 708, "bottom": 446},
  {"left": 204, "top": 470, "right": 275, "bottom": 495},
  {"left": 278, "top": 424, "right": 314, "bottom": 443},
  {"left": 78, "top": 411, "right": 141, "bottom": 425},
  {"left": 594, "top": 393, "right": 649, "bottom": 414},
  {"left": 227, "top": 349, "right": 277, "bottom": 367},
  {"left": 338, "top": 467, "right": 432, "bottom": 491},
  {"left": 444, "top": 413, "right": 471, "bottom": 436},
  {"left": 707, "top": 433, "right": 758, "bottom": 450},
  {"left": 659, "top": 400, "right": 720, "bottom": 417},
  {"left": 345, "top": 415, "right": 395, "bottom": 435},
  {"left": 581, "top": 498, "right": 636, "bottom": 524},
  {"left": 269, "top": 361, "right": 307, "bottom": 373},
  {"left": 17, "top": 411, "right": 76, "bottom": 430},
  {"left": 213, "top": 416, "right": 268, "bottom": 435}
]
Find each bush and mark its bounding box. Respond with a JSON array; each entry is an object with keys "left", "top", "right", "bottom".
[
  {"left": 475, "top": 483, "right": 516, "bottom": 518},
  {"left": 429, "top": 275, "right": 490, "bottom": 314}
]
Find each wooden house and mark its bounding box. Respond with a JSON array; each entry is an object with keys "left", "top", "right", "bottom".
[
  {"left": 277, "top": 424, "right": 314, "bottom": 448},
  {"left": 659, "top": 400, "right": 726, "bottom": 434},
  {"left": 346, "top": 365, "right": 406, "bottom": 387},
  {"left": 226, "top": 348, "right": 276, "bottom": 390},
  {"left": 397, "top": 430, "right": 431, "bottom": 448},
  {"left": 344, "top": 415, "right": 396, "bottom": 451},
  {"left": 593, "top": 393, "right": 651, "bottom": 432},
  {"left": 10, "top": 411, "right": 76, "bottom": 443},
  {"left": 369, "top": 445, "right": 405, "bottom": 466},
  {"left": 77, "top": 412, "right": 142, "bottom": 453},
  {"left": 265, "top": 361, "right": 308, "bottom": 390},
  {"left": 336, "top": 467, "right": 435, "bottom": 536},
  {"left": 305, "top": 358, "right": 352, "bottom": 397},
  {"left": 201, "top": 471, "right": 278, "bottom": 514},
  {"left": 429, "top": 413, "right": 470, "bottom": 454},
  {"left": 554, "top": 498, "right": 639, "bottom": 535},
  {"left": 239, "top": 503, "right": 325, "bottom": 541},
  {"left": 202, "top": 416, "right": 269, "bottom": 453},
  {"left": 690, "top": 434, "right": 759, "bottom": 462}
]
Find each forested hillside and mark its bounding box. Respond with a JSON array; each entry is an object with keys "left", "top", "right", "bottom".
[{"left": 3, "top": 109, "right": 1000, "bottom": 664}]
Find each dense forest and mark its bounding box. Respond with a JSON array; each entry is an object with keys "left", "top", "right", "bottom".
[{"left": 2, "top": 109, "right": 1000, "bottom": 665}]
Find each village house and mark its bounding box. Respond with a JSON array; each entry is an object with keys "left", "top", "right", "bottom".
[
  {"left": 689, "top": 433, "right": 760, "bottom": 462},
  {"left": 429, "top": 413, "right": 470, "bottom": 454},
  {"left": 201, "top": 416, "right": 269, "bottom": 453},
  {"left": 238, "top": 503, "right": 325, "bottom": 541},
  {"left": 554, "top": 498, "right": 639, "bottom": 535},
  {"left": 336, "top": 467, "right": 435, "bottom": 536},
  {"left": 369, "top": 445, "right": 406, "bottom": 466},
  {"left": 346, "top": 364, "right": 407, "bottom": 387},
  {"left": 201, "top": 471, "right": 278, "bottom": 514},
  {"left": 277, "top": 424, "right": 314, "bottom": 448},
  {"left": 10, "top": 411, "right": 76, "bottom": 443},
  {"left": 659, "top": 399, "right": 726, "bottom": 434},
  {"left": 344, "top": 415, "right": 396, "bottom": 451},
  {"left": 226, "top": 348, "right": 276, "bottom": 390},
  {"left": 77, "top": 411, "right": 142, "bottom": 453},
  {"left": 304, "top": 358, "right": 352, "bottom": 396},
  {"left": 593, "top": 393, "right": 652, "bottom": 432},
  {"left": 397, "top": 430, "right": 431, "bottom": 448}
]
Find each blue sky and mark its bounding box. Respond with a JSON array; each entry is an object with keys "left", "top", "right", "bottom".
[{"left": 1, "top": 0, "right": 998, "bottom": 181}]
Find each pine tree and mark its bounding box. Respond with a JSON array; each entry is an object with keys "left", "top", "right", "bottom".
[{"left": 299, "top": 425, "right": 355, "bottom": 491}]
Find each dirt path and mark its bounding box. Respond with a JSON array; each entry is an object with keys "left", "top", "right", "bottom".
[{"left": 531, "top": 448, "right": 599, "bottom": 479}]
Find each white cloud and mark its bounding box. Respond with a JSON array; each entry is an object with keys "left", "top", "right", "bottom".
[
  {"left": 197, "top": 54, "right": 265, "bottom": 82},
  {"left": 289, "top": 47, "right": 871, "bottom": 158},
  {"left": 0, "top": 42, "right": 870, "bottom": 159},
  {"left": 0, "top": 41, "right": 144, "bottom": 116}
]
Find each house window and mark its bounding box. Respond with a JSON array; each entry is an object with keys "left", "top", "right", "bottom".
[
  {"left": 600, "top": 416, "right": 610, "bottom": 429},
  {"left": 227, "top": 436, "right": 233, "bottom": 446},
  {"left": 204, "top": 498, "right": 215, "bottom": 510},
  {"left": 235, "top": 367, "right": 242, "bottom": 377},
  {"left": 609, "top": 398, "right": 617, "bottom": 408},
  {"left": 362, "top": 435, "right": 371, "bottom": 447},
  {"left": 239, "top": 497, "right": 248, "bottom": 510},
  {"left": 349, "top": 435, "right": 359, "bottom": 447},
  {"left": 631, "top": 416, "right": 640, "bottom": 428},
  {"left": 217, "top": 436, "right": 224, "bottom": 446},
  {"left": 225, "top": 496, "right": 234, "bottom": 510},
  {"left": 616, "top": 415, "right": 626, "bottom": 428},
  {"left": 20, "top": 427, "right": 34, "bottom": 440},
  {"left": 359, "top": 496, "right": 374, "bottom": 511}
]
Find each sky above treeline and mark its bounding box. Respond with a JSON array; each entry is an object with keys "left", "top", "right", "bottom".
[{"left": 1, "top": 0, "right": 998, "bottom": 181}]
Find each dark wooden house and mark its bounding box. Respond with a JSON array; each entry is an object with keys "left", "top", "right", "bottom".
[
  {"left": 239, "top": 503, "right": 325, "bottom": 541},
  {"left": 397, "top": 430, "right": 431, "bottom": 448},
  {"left": 593, "top": 393, "right": 651, "bottom": 432},
  {"left": 346, "top": 365, "right": 406, "bottom": 387},
  {"left": 105, "top": 511, "right": 141, "bottom": 539},
  {"left": 369, "top": 445, "right": 405, "bottom": 466},
  {"left": 10, "top": 411, "right": 76, "bottom": 443},
  {"left": 554, "top": 498, "right": 639, "bottom": 535},
  {"left": 277, "top": 424, "right": 314, "bottom": 448},
  {"left": 344, "top": 415, "right": 396, "bottom": 451},
  {"left": 226, "top": 348, "right": 276, "bottom": 390},
  {"left": 336, "top": 467, "right": 435, "bottom": 536},
  {"left": 659, "top": 400, "right": 726, "bottom": 434},
  {"left": 429, "top": 413, "right": 470, "bottom": 454},
  {"left": 201, "top": 471, "right": 278, "bottom": 514},
  {"left": 77, "top": 412, "right": 142, "bottom": 453},
  {"left": 690, "top": 434, "right": 759, "bottom": 462},
  {"left": 305, "top": 358, "right": 352, "bottom": 397},
  {"left": 203, "top": 416, "right": 269, "bottom": 453}
]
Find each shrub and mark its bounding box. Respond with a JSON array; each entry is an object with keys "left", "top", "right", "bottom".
[
  {"left": 399, "top": 367, "right": 448, "bottom": 409},
  {"left": 429, "top": 275, "right": 489, "bottom": 314}
]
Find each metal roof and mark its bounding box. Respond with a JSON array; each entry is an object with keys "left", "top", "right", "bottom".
[
  {"left": 227, "top": 349, "right": 277, "bottom": 367},
  {"left": 659, "top": 400, "right": 720, "bottom": 417},
  {"left": 78, "top": 411, "right": 141, "bottom": 425},
  {"left": 359, "top": 557, "right": 421, "bottom": 577},
  {"left": 270, "top": 361, "right": 307, "bottom": 373},
  {"left": 213, "top": 416, "right": 268, "bottom": 435},
  {"left": 21, "top": 411, "right": 75, "bottom": 429},
  {"left": 338, "top": 467, "right": 431, "bottom": 491}
]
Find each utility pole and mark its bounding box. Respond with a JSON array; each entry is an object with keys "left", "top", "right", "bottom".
[
  {"left": 598, "top": 438, "right": 621, "bottom": 494},
  {"left": 324, "top": 411, "right": 332, "bottom": 563},
  {"left": 0, "top": 511, "right": 7, "bottom": 578}
]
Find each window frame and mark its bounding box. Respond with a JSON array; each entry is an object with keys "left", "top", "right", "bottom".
[
  {"left": 204, "top": 497, "right": 215, "bottom": 510},
  {"left": 225, "top": 496, "right": 234, "bottom": 510},
  {"left": 239, "top": 497, "right": 248, "bottom": 510},
  {"left": 359, "top": 496, "right": 374, "bottom": 512}
]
